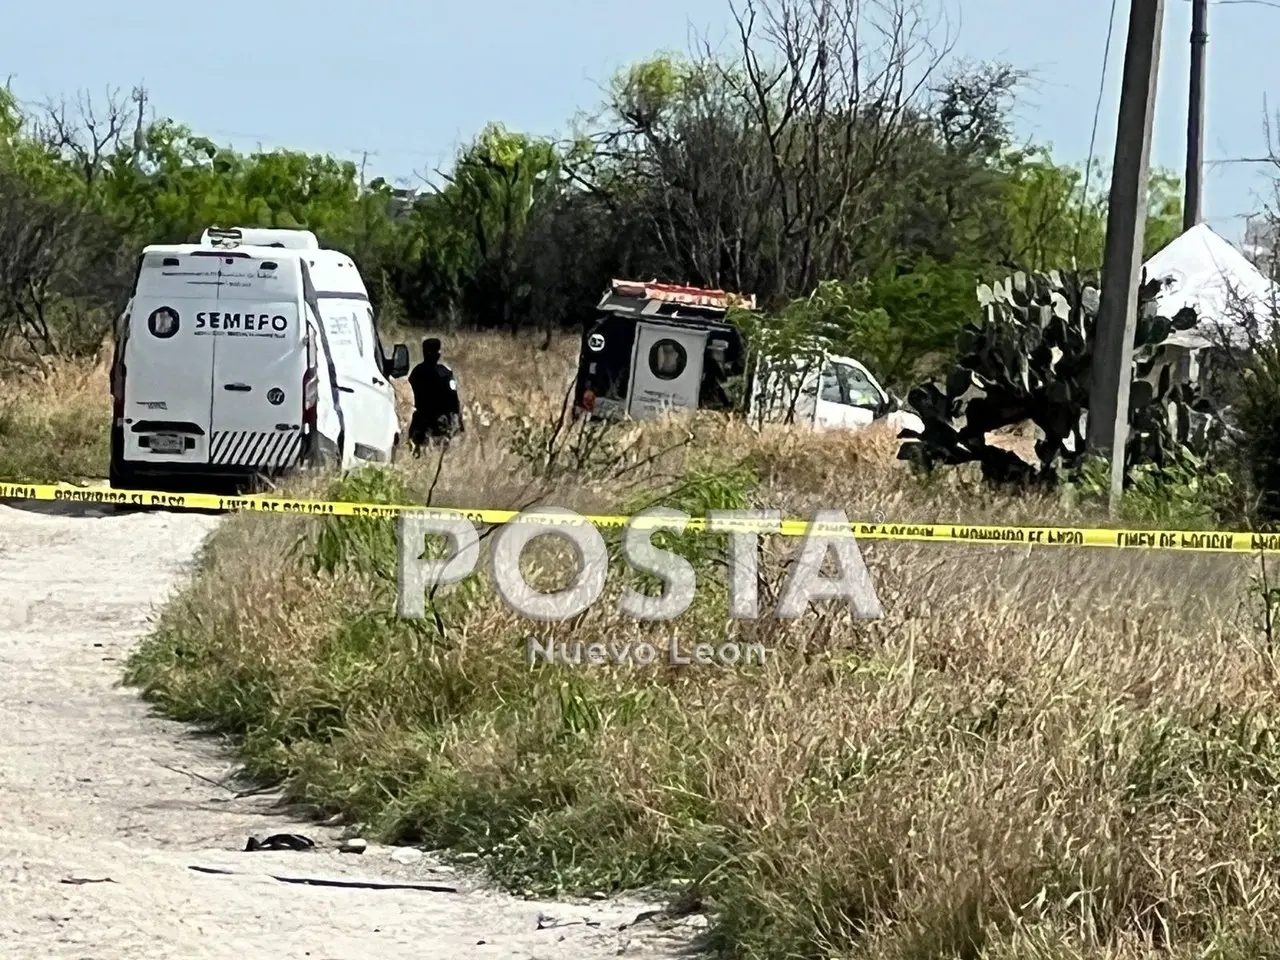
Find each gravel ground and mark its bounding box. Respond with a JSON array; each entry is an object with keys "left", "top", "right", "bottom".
[{"left": 0, "top": 501, "right": 704, "bottom": 960}]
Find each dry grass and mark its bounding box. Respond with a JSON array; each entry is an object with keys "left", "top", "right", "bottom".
[
  {"left": 0, "top": 348, "right": 112, "bottom": 481},
  {"left": 0, "top": 330, "right": 574, "bottom": 484},
  {"left": 114, "top": 329, "right": 1280, "bottom": 958},
  {"left": 388, "top": 327, "right": 580, "bottom": 426}
]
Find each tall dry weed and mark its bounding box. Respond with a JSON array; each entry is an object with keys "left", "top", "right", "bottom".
[{"left": 0, "top": 354, "right": 111, "bottom": 480}]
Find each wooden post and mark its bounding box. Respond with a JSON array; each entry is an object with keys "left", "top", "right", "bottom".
[
  {"left": 1086, "top": 0, "right": 1166, "bottom": 515},
  {"left": 1184, "top": 0, "right": 1207, "bottom": 230}
]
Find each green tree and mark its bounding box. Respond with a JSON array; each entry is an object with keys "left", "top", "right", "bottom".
[
  {"left": 0, "top": 49, "right": 1197, "bottom": 362},
  {"left": 417, "top": 123, "right": 564, "bottom": 333},
  {"left": 0, "top": 87, "right": 133, "bottom": 357},
  {"left": 574, "top": 17, "right": 1026, "bottom": 307},
  {"left": 997, "top": 149, "right": 1185, "bottom": 272}
]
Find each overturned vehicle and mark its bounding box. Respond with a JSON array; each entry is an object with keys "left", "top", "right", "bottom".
[{"left": 572, "top": 279, "right": 922, "bottom": 434}]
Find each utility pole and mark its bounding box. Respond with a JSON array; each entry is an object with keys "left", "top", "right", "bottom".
[
  {"left": 1184, "top": 0, "right": 1207, "bottom": 231},
  {"left": 1087, "top": 0, "right": 1166, "bottom": 515}
]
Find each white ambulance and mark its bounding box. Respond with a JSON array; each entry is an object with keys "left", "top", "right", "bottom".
[{"left": 109, "top": 238, "right": 409, "bottom": 490}]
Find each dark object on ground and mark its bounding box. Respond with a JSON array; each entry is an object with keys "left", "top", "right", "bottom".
[
  {"left": 244, "top": 833, "right": 315, "bottom": 852},
  {"left": 189, "top": 864, "right": 458, "bottom": 893}
]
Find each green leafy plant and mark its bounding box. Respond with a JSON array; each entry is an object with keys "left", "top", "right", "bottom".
[
  {"left": 1064, "top": 450, "right": 1236, "bottom": 528},
  {"left": 898, "top": 269, "right": 1224, "bottom": 485},
  {"left": 309, "top": 469, "right": 409, "bottom": 579}
]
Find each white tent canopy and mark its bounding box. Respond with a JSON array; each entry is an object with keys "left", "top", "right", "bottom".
[{"left": 1142, "top": 222, "right": 1277, "bottom": 349}]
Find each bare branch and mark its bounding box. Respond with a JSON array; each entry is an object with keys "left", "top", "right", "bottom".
[
  {"left": 30, "top": 87, "right": 131, "bottom": 184},
  {"left": 0, "top": 170, "right": 131, "bottom": 362}
]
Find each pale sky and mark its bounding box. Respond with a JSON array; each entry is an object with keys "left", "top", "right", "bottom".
[{"left": 4, "top": 0, "right": 1278, "bottom": 242}]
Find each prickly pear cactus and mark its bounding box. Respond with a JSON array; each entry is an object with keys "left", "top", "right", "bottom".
[{"left": 896, "top": 268, "right": 1221, "bottom": 485}]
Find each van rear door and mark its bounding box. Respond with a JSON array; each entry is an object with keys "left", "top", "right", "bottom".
[
  {"left": 207, "top": 253, "right": 307, "bottom": 470},
  {"left": 121, "top": 251, "right": 220, "bottom": 463}
]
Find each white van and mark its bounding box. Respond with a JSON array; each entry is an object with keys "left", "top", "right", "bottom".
[
  {"left": 198, "top": 227, "right": 402, "bottom": 464},
  {"left": 109, "top": 241, "right": 409, "bottom": 490},
  {"left": 573, "top": 279, "right": 923, "bottom": 437}
]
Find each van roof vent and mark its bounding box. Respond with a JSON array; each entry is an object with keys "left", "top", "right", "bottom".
[
  {"left": 200, "top": 225, "right": 319, "bottom": 250},
  {"left": 204, "top": 227, "right": 243, "bottom": 248}
]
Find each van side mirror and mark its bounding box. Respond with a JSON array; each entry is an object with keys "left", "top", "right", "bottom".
[{"left": 389, "top": 343, "right": 410, "bottom": 378}]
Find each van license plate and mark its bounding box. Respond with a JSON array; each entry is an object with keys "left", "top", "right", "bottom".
[{"left": 150, "top": 434, "right": 183, "bottom": 454}]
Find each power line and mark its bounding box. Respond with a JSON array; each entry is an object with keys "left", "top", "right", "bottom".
[
  {"left": 1072, "top": 0, "right": 1122, "bottom": 267},
  {"left": 1206, "top": 156, "right": 1275, "bottom": 164},
  {"left": 1178, "top": 0, "right": 1280, "bottom": 7},
  {"left": 193, "top": 125, "right": 453, "bottom": 162}
]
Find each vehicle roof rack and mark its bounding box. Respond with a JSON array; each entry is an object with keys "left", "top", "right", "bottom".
[
  {"left": 199, "top": 226, "right": 319, "bottom": 250},
  {"left": 203, "top": 227, "right": 243, "bottom": 248},
  {"left": 597, "top": 278, "right": 757, "bottom": 320}
]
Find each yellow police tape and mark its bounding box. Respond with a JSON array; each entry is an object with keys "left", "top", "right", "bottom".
[{"left": 1, "top": 480, "right": 1276, "bottom": 554}]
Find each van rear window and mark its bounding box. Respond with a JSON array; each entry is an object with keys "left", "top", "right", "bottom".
[
  {"left": 216, "top": 258, "right": 302, "bottom": 302},
  {"left": 134, "top": 254, "right": 219, "bottom": 297},
  {"left": 317, "top": 302, "right": 366, "bottom": 357}
]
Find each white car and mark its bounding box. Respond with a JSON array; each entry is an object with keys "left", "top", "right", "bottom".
[
  {"left": 109, "top": 236, "right": 408, "bottom": 490},
  {"left": 749, "top": 352, "right": 924, "bottom": 436}
]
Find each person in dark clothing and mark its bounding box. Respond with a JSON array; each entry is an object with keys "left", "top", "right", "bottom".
[
  {"left": 699, "top": 340, "right": 731, "bottom": 409},
  {"left": 407, "top": 338, "right": 464, "bottom": 454}
]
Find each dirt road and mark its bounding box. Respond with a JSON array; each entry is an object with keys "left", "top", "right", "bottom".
[{"left": 0, "top": 502, "right": 701, "bottom": 959}]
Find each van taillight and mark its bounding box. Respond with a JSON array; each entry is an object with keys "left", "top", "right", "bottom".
[
  {"left": 112, "top": 313, "right": 129, "bottom": 421},
  {"left": 302, "top": 367, "right": 318, "bottom": 427},
  {"left": 111, "top": 362, "right": 126, "bottom": 421}
]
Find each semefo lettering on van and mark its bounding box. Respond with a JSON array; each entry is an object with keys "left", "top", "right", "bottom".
[{"left": 194, "top": 312, "right": 289, "bottom": 339}]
